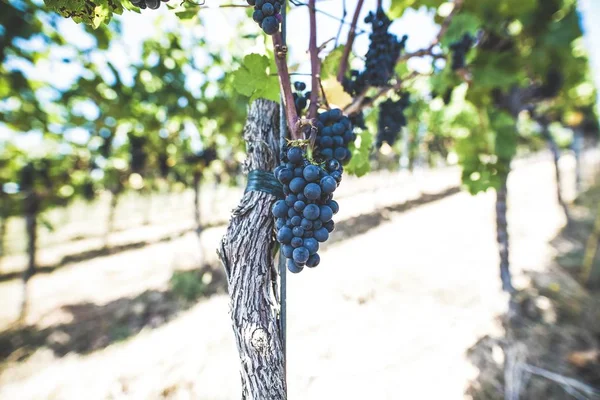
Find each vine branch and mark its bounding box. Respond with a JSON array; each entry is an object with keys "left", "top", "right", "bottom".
[
  {"left": 337, "top": 0, "right": 364, "bottom": 83},
  {"left": 272, "top": 32, "right": 301, "bottom": 140},
  {"left": 308, "top": 0, "right": 319, "bottom": 120}
]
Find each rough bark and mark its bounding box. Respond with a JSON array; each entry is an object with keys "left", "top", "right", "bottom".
[
  {"left": 20, "top": 192, "right": 38, "bottom": 321},
  {"left": 540, "top": 123, "right": 571, "bottom": 223},
  {"left": 496, "top": 177, "right": 515, "bottom": 293},
  {"left": 218, "top": 99, "right": 286, "bottom": 400}
]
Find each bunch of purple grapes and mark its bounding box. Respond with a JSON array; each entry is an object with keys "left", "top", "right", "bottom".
[
  {"left": 362, "top": 8, "right": 407, "bottom": 87},
  {"left": 272, "top": 109, "right": 354, "bottom": 273},
  {"left": 449, "top": 33, "right": 474, "bottom": 70},
  {"left": 376, "top": 94, "right": 410, "bottom": 148},
  {"left": 130, "top": 0, "right": 168, "bottom": 10},
  {"left": 293, "top": 81, "right": 310, "bottom": 116},
  {"left": 247, "top": 0, "right": 283, "bottom": 35}
]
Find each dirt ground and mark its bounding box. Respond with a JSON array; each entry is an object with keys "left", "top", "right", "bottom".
[{"left": 0, "top": 151, "right": 599, "bottom": 400}]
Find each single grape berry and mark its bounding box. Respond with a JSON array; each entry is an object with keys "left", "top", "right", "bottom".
[
  {"left": 304, "top": 237, "right": 319, "bottom": 255},
  {"left": 324, "top": 220, "right": 335, "bottom": 233},
  {"left": 272, "top": 200, "right": 288, "bottom": 218},
  {"left": 291, "top": 237, "right": 303, "bottom": 248},
  {"left": 282, "top": 244, "right": 294, "bottom": 258},
  {"left": 304, "top": 182, "right": 322, "bottom": 200},
  {"left": 306, "top": 254, "right": 320, "bottom": 268},
  {"left": 277, "top": 168, "right": 293, "bottom": 184},
  {"left": 293, "top": 247, "right": 310, "bottom": 264},
  {"left": 276, "top": 218, "right": 286, "bottom": 229},
  {"left": 303, "top": 204, "right": 320, "bottom": 220},
  {"left": 253, "top": 10, "right": 264, "bottom": 22},
  {"left": 292, "top": 226, "right": 305, "bottom": 237},
  {"left": 320, "top": 176, "right": 337, "bottom": 194},
  {"left": 289, "top": 177, "right": 306, "bottom": 194},
  {"left": 301, "top": 218, "right": 313, "bottom": 230},
  {"left": 303, "top": 165, "right": 320, "bottom": 182},
  {"left": 262, "top": 3, "right": 274, "bottom": 16},
  {"left": 287, "top": 147, "right": 303, "bottom": 163},
  {"left": 261, "top": 16, "right": 279, "bottom": 35},
  {"left": 314, "top": 227, "right": 329, "bottom": 243},
  {"left": 277, "top": 226, "right": 293, "bottom": 244},
  {"left": 319, "top": 205, "right": 333, "bottom": 222},
  {"left": 287, "top": 259, "right": 304, "bottom": 273},
  {"left": 329, "top": 200, "right": 339, "bottom": 214}
]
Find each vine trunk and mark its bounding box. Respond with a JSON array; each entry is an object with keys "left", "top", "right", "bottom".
[{"left": 218, "top": 99, "right": 286, "bottom": 399}]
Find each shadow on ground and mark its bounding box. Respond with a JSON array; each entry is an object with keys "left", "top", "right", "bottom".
[
  {"left": 329, "top": 187, "right": 461, "bottom": 246},
  {"left": 0, "top": 264, "right": 227, "bottom": 366},
  {"left": 466, "top": 183, "right": 600, "bottom": 400},
  {"left": 0, "top": 186, "right": 462, "bottom": 368}
]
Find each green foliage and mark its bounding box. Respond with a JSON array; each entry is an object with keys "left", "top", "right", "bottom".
[
  {"left": 44, "top": 0, "right": 124, "bottom": 28},
  {"left": 345, "top": 128, "right": 374, "bottom": 177},
  {"left": 231, "top": 53, "right": 280, "bottom": 102},
  {"left": 320, "top": 46, "right": 344, "bottom": 80},
  {"left": 169, "top": 270, "right": 206, "bottom": 303}
]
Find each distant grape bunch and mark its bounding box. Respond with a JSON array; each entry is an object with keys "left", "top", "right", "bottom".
[
  {"left": 293, "top": 81, "right": 310, "bottom": 116},
  {"left": 343, "top": 7, "right": 407, "bottom": 95},
  {"left": 272, "top": 109, "right": 354, "bottom": 273},
  {"left": 247, "top": 0, "right": 283, "bottom": 35},
  {"left": 376, "top": 94, "right": 410, "bottom": 148},
  {"left": 449, "top": 33, "right": 474, "bottom": 70},
  {"left": 130, "top": 0, "right": 168, "bottom": 10}
]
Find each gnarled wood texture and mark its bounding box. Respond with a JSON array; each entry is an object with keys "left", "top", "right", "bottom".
[{"left": 218, "top": 99, "right": 286, "bottom": 400}]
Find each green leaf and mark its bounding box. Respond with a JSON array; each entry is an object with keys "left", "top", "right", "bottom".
[
  {"left": 440, "top": 12, "right": 482, "bottom": 47},
  {"left": 175, "top": 10, "right": 198, "bottom": 20},
  {"left": 231, "top": 54, "right": 280, "bottom": 102},
  {"left": 345, "top": 131, "right": 373, "bottom": 177},
  {"left": 321, "top": 46, "right": 344, "bottom": 80},
  {"left": 389, "top": 0, "right": 444, "bottom": 18}
]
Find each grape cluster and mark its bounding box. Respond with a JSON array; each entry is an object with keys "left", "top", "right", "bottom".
[
  {"left": 293, "top": 81, "right": 310, "bottom": 116},
  {"left": 376, "top": 94, "right": 410, "bottom": 148},
  {"left": 342, "top": 69, "right": 367, "bottom": 97},
  {"left": 363, "top": 8, "right": 407, "bottom": 87},
  {"left": 449, "top": 33, "right": 474, "bottom": 71},
  {"left": 130, "top": 0, "right": 168, "bottom": 10},
  {"left": 272, "top": 109, "right": 354, "bottom": 273},
  {"left": 247, "top": 0, "right": 283, "bottom": 35},
  {"left": 532, "top": 69, "right": 563, "bottom": 99},
  {"left": 349, "top": 111, "right": 366, "bottom": 131},
  {"left": 314, "top": 109, "right": 355, "bottom": 165}
]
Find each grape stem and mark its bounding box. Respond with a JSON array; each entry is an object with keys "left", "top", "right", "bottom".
[
  {"left": 344, "top": 71, "right": 422, "bottom": 115},
  {"left": 344, "top": 0, "right": 463, "bottom": 114},
  {"left": 272, "top": 32, "right": 301, "bottom": 140},
  {"left": 337, "top": 0, "right": 364, "bottom": 84},
  {"left": 307, "top": 0, "right": 320, "bottom": 120}
]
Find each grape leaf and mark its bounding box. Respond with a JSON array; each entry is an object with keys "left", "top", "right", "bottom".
[
  {"left": 345, "top": 130, "right": 373, "bottom": 177},
  {"left": 321, "top": 46, "right": 344, "bottom": 80},
  {"left": 440, "top": 12, "right": 482, "bottom": 47},
  {"left": 231, "top": 54, "right": 280, "bottom": 102},
  {"left": 44, "top": 0, "right": 122, "bottom": 28}
]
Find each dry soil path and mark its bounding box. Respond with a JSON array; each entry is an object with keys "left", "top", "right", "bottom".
[{"left": 0, "top": 151, "right": 597, "bottom": 400}]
